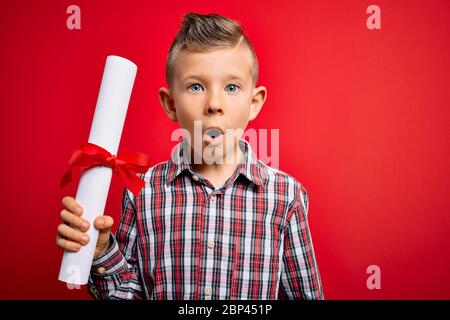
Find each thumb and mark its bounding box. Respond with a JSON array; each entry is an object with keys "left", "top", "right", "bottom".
[{"left": 94, "top": 215, "right": 114, "bottom": 246}]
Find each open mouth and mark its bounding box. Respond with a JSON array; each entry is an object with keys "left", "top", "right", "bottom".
[
  {"left": 205, "top": 128, "right": 222, "bottom": 138},
  {"left": 203, "top": 127, "right": 224, "bottom": 145}
]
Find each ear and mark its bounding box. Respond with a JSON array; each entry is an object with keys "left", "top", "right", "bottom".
[
  {"left": 158, "top": 87, "right": 177, "bottom": 121},
  {"left": 248, "top": 86, "right": 267, "bottom": 121}
]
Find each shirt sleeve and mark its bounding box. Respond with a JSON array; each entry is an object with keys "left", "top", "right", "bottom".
[
  {"left": 87, "top": 188, "right": 145, "bottom": 300},
  {"left": 278, "top": 184, "right": 324, "bottom": 300}
]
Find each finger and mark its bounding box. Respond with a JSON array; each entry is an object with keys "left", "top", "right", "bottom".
[
  {"left": 57, "top": 224, "right": 90, "bottom": 245},
  {"left": 60, "top": 209, "right": 90, "bottom": 231},
  {"left": 62, "top": 196, "right": 83, "bottom": 216},
  {"left": 56, "top": 234, "right": 82, "bottom": 252},
  {"left": 94, "top": 215, "right": 114, "bottom": 231}
]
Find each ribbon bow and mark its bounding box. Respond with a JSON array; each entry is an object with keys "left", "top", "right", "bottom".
[{"left": 60, "top": 142, "right": 152, "bottom": 196}]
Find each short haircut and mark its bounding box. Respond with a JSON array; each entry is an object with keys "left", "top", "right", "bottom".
[{"left": 166, "top": 13, "right": 259, "bottom": 87}]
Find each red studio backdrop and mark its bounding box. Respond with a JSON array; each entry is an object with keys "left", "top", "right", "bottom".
[{"left": 0, "top": 0, "right": 449, "bottom": 300}]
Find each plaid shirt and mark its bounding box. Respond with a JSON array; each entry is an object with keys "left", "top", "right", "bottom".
[{"left": 88, "top": 138, "right": 323, "bottom": 300}]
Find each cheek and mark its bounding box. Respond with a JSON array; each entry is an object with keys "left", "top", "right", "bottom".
[
  {"left": 175, "top": 94, "right": 202, "bottom": 117},
  {"left": 227, "top": 94, "right": 252, "bottom": 115}
]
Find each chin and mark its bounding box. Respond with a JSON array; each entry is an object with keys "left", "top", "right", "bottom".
[{"left": 204, "top": 140, "right": 241, "bottom": 165}]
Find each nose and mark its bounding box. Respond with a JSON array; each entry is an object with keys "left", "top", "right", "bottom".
[
  {"left": 207, "top": 105, "right": 223, "bottom": 115},
  {"left": 205, "top": 90, "right": 224, "bottom": 115}
]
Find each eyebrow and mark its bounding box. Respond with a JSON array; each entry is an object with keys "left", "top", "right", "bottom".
[{"left": 181, "top": 73, "right": 246, "bottom": 82}]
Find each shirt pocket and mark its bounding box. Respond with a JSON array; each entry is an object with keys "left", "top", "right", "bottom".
[{"left": 230, "top": 258, "right": 280, "bottom": 300}]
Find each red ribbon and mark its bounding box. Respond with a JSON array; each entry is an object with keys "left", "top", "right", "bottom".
[{"left": 60, "top": 142, "right": 152, "bottom": 196}]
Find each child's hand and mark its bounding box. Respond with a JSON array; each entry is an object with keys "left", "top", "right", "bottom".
[{"left": 56, "top": 196, "right": 114, "bottom": 258}]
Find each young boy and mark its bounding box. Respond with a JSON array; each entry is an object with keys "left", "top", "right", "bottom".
[{"left": 56, "top": 13, "right": 324, "bottom": 300}]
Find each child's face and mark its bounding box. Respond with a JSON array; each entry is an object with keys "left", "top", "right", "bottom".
[{"left": 159, "top": 41, "right": 267, "bottom": 162}]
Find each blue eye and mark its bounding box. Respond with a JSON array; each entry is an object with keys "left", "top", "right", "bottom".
[
  {"left": 225, "top": 84, "right": 240, "bottom": 93},
  {"left": 188, "top": 83, "right": 204, "bottom": 92}
]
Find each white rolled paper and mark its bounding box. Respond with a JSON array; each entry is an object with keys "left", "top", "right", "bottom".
[{"left": 58, "top": 55, "right": 137, "bottom": 285}]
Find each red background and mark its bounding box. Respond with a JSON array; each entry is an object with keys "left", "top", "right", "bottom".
[{"left": 0, "top": 0, "right": 449, "bottom": 299}]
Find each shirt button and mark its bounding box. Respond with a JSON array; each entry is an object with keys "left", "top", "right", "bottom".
[
  {"left": 207, "top": 240, "right": 215, "bottom": 249},
  {"left": 192, "top": 175, "right": 199, "bottom": 182},
  {"left": 205, "top": 287, "right": 212, "bottom": 296},
  {"left": 210, "top": 195, "right": 216, "bottom": 202},
  {"left": 97, "top": 267, "right": 106, "bottom": 274}
]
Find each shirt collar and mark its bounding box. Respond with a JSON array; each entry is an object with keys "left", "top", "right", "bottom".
[{"left": 166, "top": 137, "right": 267, "bottom": 188}]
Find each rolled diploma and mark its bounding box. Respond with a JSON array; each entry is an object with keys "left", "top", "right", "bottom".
[{"left": 58, "top": 55, "right": 137, "bottom": 285}]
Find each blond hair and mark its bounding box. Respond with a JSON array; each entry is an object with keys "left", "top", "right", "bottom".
[{"left": 166, "top": 13, "right": 258, "bottom": 86}]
